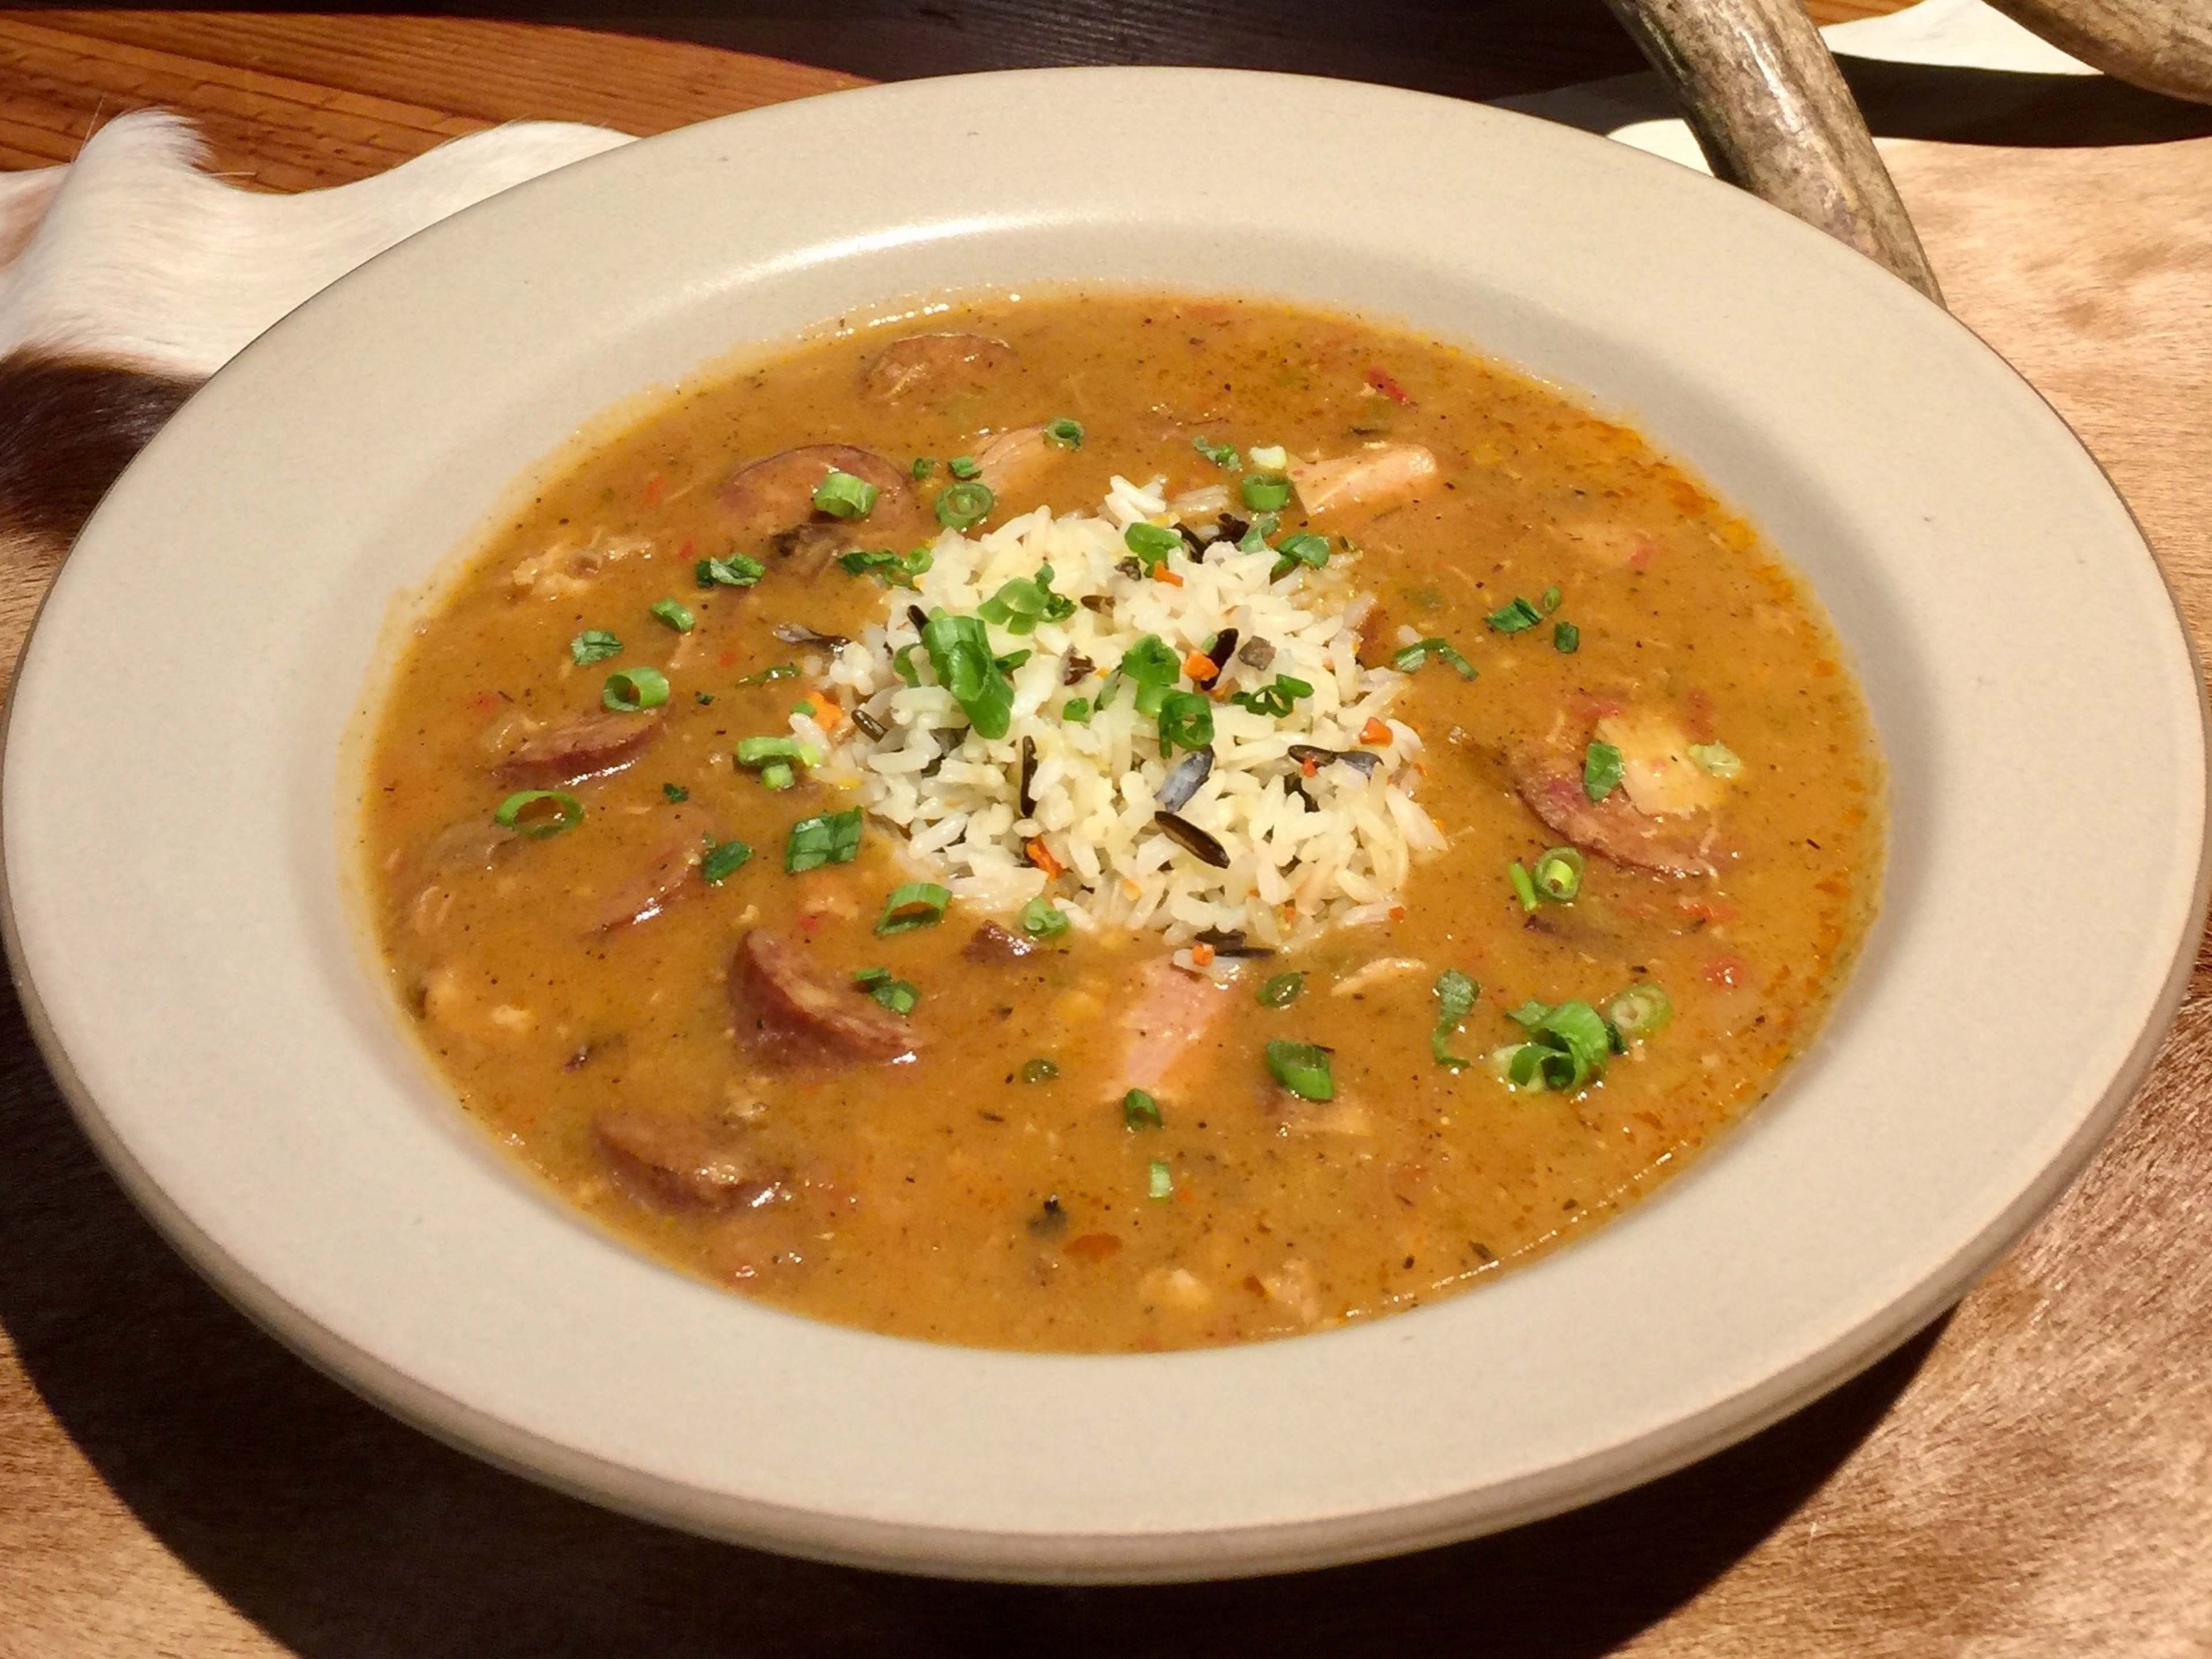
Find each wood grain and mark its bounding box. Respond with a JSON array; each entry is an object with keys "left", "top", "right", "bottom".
[{"left": 7, "top": 7, "right": 2212, "bottom": 1656}]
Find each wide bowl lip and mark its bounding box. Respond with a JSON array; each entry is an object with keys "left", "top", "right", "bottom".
[{"left": 5, "top": 65, "right": 2207, "bottom": 1582}]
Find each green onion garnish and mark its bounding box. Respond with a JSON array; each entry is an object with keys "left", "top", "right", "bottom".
[
  {"left": 1258, "top": 971, "right": 1305, "bottom": 1008},
  {"left": 1148, "top": 1160, "right": 1175, "bottom": 1200},
  {"left": 812, "top": 469, "right": 878, "bottom": 519},
  {"left": 1553, "top": 620, "right": 1580, "bottom": 654},
  {"left": 1060, "top": 697, "right": 1093, "bottom": 725},
  {"left": 1486, "top": 596, "right": 1544, "bottom": 634},
  {"left": 1606, "top": 984, "right": 1673, "bottom": 1041},
  {"left": 874, "top": 881, "right": 952, "bottom": 935},
  {"left": 1583, "top": 740, "right": 1624, "bottom": 802},
  {"left": 760, "top": 762, "right": 795, "bottom": 791},
  {"left": 1499, "top": 999, "right": 1612, "bottom": 1092},
  {"left": 1241, "top": 474, "right": 1291, "bottom": 512},
  {"left": 1391, "top": 637, "right": 1476, "bottom": 680},
  {"left": 935, "top": 479, "right": 995, "bottom": 529},
  {"left": 1540, "top": 585, "right": 1563, "bottom": 615},
  {"left": 663, "top": 783, "right": 689, "bottom": 802},
  {"left": 1226, "top": 675, "right": 1315, "bottom": 718},
  {"left": 695, "top": 552, "right": 765, "bottom": 589},
  {"left": 1123, "top": 1088, "right": 1163, "bottom": 1130},
  {"left": 494, "top": 790, "right": 584, "bottom": 839},
  {"left": 785, "top": 808, "right": 862, "bottom": 873},
  {"left": 920, "top": 611, "right": 1014, "bottom": 738},
  {"left": 1193, "top": 435, "right": 1240, "bottom": 471},
  {"left": 701, "top": 839, "right": 753, "bottom": 883},
  {"left": 1533, "top": 846, "right": 1585, "bottom": 902},
  {"left": 978, "top": 566, "right": 1074, "bottom": 632},
  {"left": 1269, "top": 531, "right": 1330, "bottom": 581},
  {"left": 1021, "top": 898, "right": 1070, "bottom": 938},
  {"left": 570, "top": 629, "right": 620, "bottom": 666},
  {"left": 650, "top": 598, "right": 695, "bottom": 633},
  {"left": 1044, "top": 418, "right": 1084, "bottom": 448},
  {"left": 911, "top": 456, "right": 936, "bottom": 480},
  {"left": 1430, "top": 968, "right": 1480, "bottom": 1070},
  {"left": 1265, "top": 1039, "right": 1335, "bottom": 1102},
  {"left": 947, "top": 454, "right": 981, "bottom": 481},
  {"left": 734, "top": 662, "right": 798, "bottom": 686},
  {"left": 695, "top": 692, "right": 715, "bottom": 706},
  {"left": 602, "top": 666, "right": 670, "bottom": 712},
  {"left": 735, "top": 734, "right": 804, "bottom": 767},
  {"left": 1021, "top": 1058, "right": 1059, "bottom": 1084},
  {"left": 1123, "top": 521, "right": 1181, "bottom": 573},
  {"left": 851, "top": 968, "right": 918, "bottom": 1016},
  {"left": 1156, "top": 691, "right": 1215, "bottom": 755},
  {"left": 1237, "top": 513, "right": 1279, "bottom": 554},
  {"left": 1508, "top": 861, "right": 1539, "bottom": 912},
  {"left": 1687, "top": 741, "right": 1743, "bottom": 779}
]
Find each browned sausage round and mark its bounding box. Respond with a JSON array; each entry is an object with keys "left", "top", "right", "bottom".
[
  {"left": 587, "top": 803, "right": 717, "bottom": 933},
  {"left": 729, "top": 929, "right": 919, "bottom": 1066},
  {"left": 859, "top": 331, "right": 1014, "bottom": 404},
  {"left": 719, "top": 444, "right": 919, "bottom": 542},
  {"left": 1507, "top": 747, "right": 1719, "bottom": 877},
  {"left": 594, "top": 1107, "right": 786, "bottom": 1211},
  {"left": 495, "top": 709, "right": 661, "bottom": 787}
]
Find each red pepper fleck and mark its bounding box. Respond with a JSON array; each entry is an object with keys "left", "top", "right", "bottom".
[
  {"left": 642, "top": 473, "right": 665, "bottom": 506},
  {"left": 1703, "top": 953, "right": 1751, "bottom": 990},
  {"left": 1365, "top": 366, "right": 1414, "bottom": 406}
]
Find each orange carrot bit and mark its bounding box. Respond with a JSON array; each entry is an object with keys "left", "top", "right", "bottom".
[
  {"left": 1189, "top": 941, "right": 1216, "bottom": 967},
  {"left": 800, "top": 696, "right": 848, "bottom": 733},
  {"left": 1359, "top": 716, "right": 1392, "bottom": 746},
  {"left": 1155, "top": 569, "right": 1185, "bottom": 588},
  {"left": 1027, "top": 838, "right": 1066, "bottom": 878},
  {"left": 641, "top": 472, "right": 665, "bottom": 506},
  {"left": 1182, "top": 650, "right": 1218, "bottom": 683},
  {"left": 1299, "top": 755, "right": 1321, "bottom": 778},
  {"left": 1388, "top": 905, "right": 1407, "bottom": 922}
]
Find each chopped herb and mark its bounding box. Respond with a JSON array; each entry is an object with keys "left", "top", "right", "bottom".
[
  {"left": 494, "top": 789, "right": 583, "bottom": 839},
  {"left": 1583, "top": 740, "right": 1625, "bottom": 802},
  {"left": 1226, "top": 675, "right": 1315, "bottom": 718},
  {"left": 662, "top": 783, "right": 689, "bottom": 802},
  {"left": 1241, "top": 473, "right": 1292, "bottom": 512},
  {"left": 694, "top": 691, "right": 715, "bottom": 706},
  {"left": 1605, "top": 984, "right": 1673, "bottom": 1041},
  {"left": 695, "top": 551, "right": 765, "bottom": 589},
  {"left": 650, "top": 597, "right": 696, "bottom": 633},
  {"left": 1147, "top": 1160, "right": 1175, "bottom": 1200},
  {"left": 1533, "top": 846, "right": 1585, "bottom": 902},
  {"left": 734, "top": 734, "right": 805, "bottom": 767},
  {"left": 979, "top": 566, "right": 1075, "bottom": 633},
  {"left": 569, "top": 629, "right": 620, "bottom": 665},
  {"left": 760, "top": 760, "right": 796, "bottom": 791},
  {"left": 1044, "top": 418, "right": 1084, "bottom": 448},
  {"left": 1237, "top": 513, "right": 1279, "bottom": 554},
  {"left": 1123, "top": 1088, "right": 1164, "bottom": 1130},
  {"left": 920, "top": 611, "right": 1015, "bottom": 738},
  {"left": 1157, "top": 691, "right": 1215, "bottom": 755},
  {"left": 1193, "top": 435, "right": 1241, "bottom": 471},
  {"left": 1265, "top": 1039, "right": 1335, "bottom": 1101},
  {"left": 812, "top": 469, "right": 878, "bottom": 518},
  {"left": 734, "top": 661, "right": 799, "bottom": 686},
  {"left": 602, "top": 666, "right": 670, "bottom": 713},
  {"left": 934, "top": 479, "right": 994, "bottom": 529},
  {"left": 1258, "top": 971, "right": 1305, "bottom": 1009},
  {"left": 1431, "top": 968, "right": 1480, "bottom": 1070},
  {"left": 1391, "top": 637, "right": 1476, "bottom": 679},
  {"left": 1539, "top": 585, "right": 1563, "bottom": 615},
  {"left": 1486, "top": 596, "right": 1544, "bottom": 634},
  {"left": 1269, "top": 531, "right": 1330, "bottom": 582},
  {"left": 1021, "top": 897, "right": 1070, "bottom": 938},
  {"left": 910, "top": 456, "right": 936, "bottom": 480},
  {"left": 1060, "top": 697, "right": 1093, "bottom": 724},
  {"left": 1508, "top": 861, "right": 1540, "bottom": 912},
  {"left": 1021, "top": 1058, "right": 1059, "bottom": 1084},
  {"left": 946, "top": 454, "right": 981, "bottom": 480},
  {"left": 1500, "top": 999, "right": 1612, "bottom": 1092},
  {"left": 874, "top": 881, "right": 952, "bottom": 935},
  {"left": 785, "top": 808, "right": 862, "bottom": 873},
  {"left": 1553, "top": 620, "right": 1581, "bottom": 654},
  {"left": 1687, "top": 741, "right": 1743, "bottom": 780},
  {"left": 852, "top": 968, "right": 918, "bottom": 1016},
  {"left": 891, "top": 645, "right": 921, "bottom": 688},
  {"left": 1123, "top": 521, "right": 1182, "bottom": 573},
  {"left": 701, "top": 839, "right": 753, "bottom": 883},
  {"left": 1118, "top": 634, "right": 1184, "bottom": 716}
]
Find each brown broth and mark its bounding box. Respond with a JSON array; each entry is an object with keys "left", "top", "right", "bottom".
[{"left": 358, "top": 290, "right": 1882, "bottom": 1351}]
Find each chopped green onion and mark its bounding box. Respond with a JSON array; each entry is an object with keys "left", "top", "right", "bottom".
[
  {"left": 1123, "top": 521, "right": 1182, "bottom": 573},
  {"left": 760, "top": 761, "right": 795, "bottom": 791},
  {"left": 1237, "top": 513, "right": 1279, "bottom": 554},
  {"left": 1539, "top": 585, "right": 1563, "bottom": 615},
  {"left": 1147, "top": 1160, "right": 1175, "bottom": 1200},
  {"left": 785, "top": 808, "right": 862, "bottom": 873},
  {"left": 891, "top": 645, "right": 922, "bottom": 688},
  {"left": 1241, "top": 473, "right": 1292, "bottom": 512},
  {"left": 1268, "top": 531, "right": 1330, "bottom": 582},
  {"left": 1192, "top": 435, "right": 1240, "bottom": 471},
  {"left": 1553, "top": 620, "right": 1581, "bottom": 654},
  {"left": 994, "top": 649, "right": 1033, "bottom": 675},
  {"left": 1021, "top": 898, "right": 1070, "bottom": 938},
  {"left": 947, "top": 454, "right": 981, "bottom": 481},
  {"left": 1533, "top": 846, "right": 1585, "bottom": 902},
  {"left": 1486, "top": 596, "right": 1544, "bottom": 634},
  {"left": 1226, "top": 675, "right": 1315, "bottom": 718},
  {"left": 875, "top": 881, "right": 952, "bottom": 935},
  {"left": 1060, "top": 697, "right": 1093, "bottom": 725},
  {"left": 570, "top": 629, "right": 620, "bottom": 665},
  {"left": 695, "top": 551, "right": 765, "bottom": 589},
  {"left": 1687, "top": 741, "right": 1743, "bottom": 780},
  {"left": 663, "top": 783, "right": 689, "bottom": 802},
  {"left": 838, "top": 548, "right": 898, "bottom": 576},
  {"left": 702, "top": 839, "right": 753, "bottom": 883},
  {"left": 1583, "top": 740, "right": 1624, "bottom": 803},
  {"left": 1507, "top": 998, "right": 1551, "bottom": 1031},
  {"left": 1156, "top": 691, "right": 1215, "bottom": 755},
  {"left": 734, "top": 661, "right": 798, "bottom": 686},
  {"left": 1391, "top": 637, "right": 1476, "bottom": 679},
  {"left": 979, "top": 567, "right": 1073, "bottom": 633},
  {"left": 920, "top": 611, "right": 1015, "bottom": 738},
  {"left": 857, "top": 971, "right": 918, "bottom": 1016},
  {"left": 1514, "top": 999, "right": 1612, "bottom": 1092},
  {"left": 695, "top": 691, "right": 715, "bottom": 706},
  {"left": 1431, "top": 968, "right": 1480, "bottom": 1070},
  {"left": 935, "top": 479, "right": 995, "bottom": 529},
  {"left": 1508, "top": 861, "right": 1540, "bottom": 912},
  {"left": 1021, "top": 1058, "right": 1059, "bottom": 1084},
  {"left": 602, "top": 666, "right": 670, "bottom": 712},
  {"left": 1044, "top": 418, "right": 1084, "bottom": 448},
  {"left": 735, "top": 735, "right": 804, "bottom": 767},
  {"left": 650, "top": 598, "right": 695, "bottom": 633},
  {"left": 1491, "top": 1044, "right": 1543, "bottom": 1091},
  {"left": 910, "top": 456, "right": 936, "bottom": 480},
  {"left": 812, "top": 469, "right": 878, "bottom": 518},
  {"left": 1265, "top": 1039, "right": 1335, "bottom": 1102},
  {"left": 1605, "top": 984, "right": 1674, "bottom": 1041},
  {"left": 1123, "top": 1088, "right": 1163, "bottom": 1130},
  {"left": 1119, "top": 634, "right": 1181, "bottom": 687},
  {"left": 1258, "top": 971, "right": 1305, "bottom": 1009},
  {"left": 494, "top": 789, "right": 584, "bottom": 839}
]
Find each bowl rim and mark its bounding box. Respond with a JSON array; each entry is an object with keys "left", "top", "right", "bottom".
[{"left": 5, "top": 66, "right": 2206, "bottom": 1581}]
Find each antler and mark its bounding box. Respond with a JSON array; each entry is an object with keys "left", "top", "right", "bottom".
[{"left": 1979, "top": 0, "right": 2212, "bottom": 103}]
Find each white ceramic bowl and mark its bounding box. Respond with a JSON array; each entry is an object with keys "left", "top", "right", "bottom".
[{"left": 5, "top": 70, "right": 2205, "bottom": 1581}]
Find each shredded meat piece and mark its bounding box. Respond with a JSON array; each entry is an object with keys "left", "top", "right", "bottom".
[
  {"left": 1118, "top": 957, "right": 1233, "bottom": 1093},
  {"left": 729, "top": 929, "right": 919, "bottom": 1066},
  {"left": 588, "top": 804, "right": 715, "bottom": 933},
  {"left": 495, "top": 710, "right": 661, "bottom": 787},
  {"left": 1286, "top": 444, "right": 1437, "bottom": 521},
  {"left": 594, "top": 1107, "right": 785, "bottom": 1212},
  {"left": 859, "top": 331, "right": 1014, "bottom": 403}
]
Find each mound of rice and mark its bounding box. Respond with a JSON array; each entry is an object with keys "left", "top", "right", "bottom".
[{"left": 795, "top": 476, "right": 1446, "bottom": 947}]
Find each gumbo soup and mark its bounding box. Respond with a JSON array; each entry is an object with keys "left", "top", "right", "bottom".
[{"left": 358, "top": 292, "right": 1881, "bottom": 1351}]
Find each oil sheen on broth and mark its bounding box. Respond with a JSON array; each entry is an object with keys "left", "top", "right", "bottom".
[{"left": 361, "top": 291, "right": 1881, "bottom": 1352}]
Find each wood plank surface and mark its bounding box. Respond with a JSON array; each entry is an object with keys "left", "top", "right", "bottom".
[{"left": 5, "top": 6, "right": 2211, "bottom": 1656}]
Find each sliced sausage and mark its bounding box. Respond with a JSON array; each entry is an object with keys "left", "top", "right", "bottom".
[
  {"left": 1286, "top": 444, "right": 1438, "bottom": 521},
  {"left": 729, "top": 929, "right": 919, "bottom": 1067},
  {"left": 588, "top": 804, "right": 716, "bottom": 933},
  {"left": 719, "top": 444, "right": 923, "bottom": 543},
  {"left": 859, "top": 331, "right": 1014, "bottom": 404},
  {"left": 1508, "top": 745, "right": 1719, "bottom": 878},
  {"left": 594, "top": 1107, "right": 786, "bottom": 1212},
  {"left": 494, "top": 709, "right": 661, "bottom": 788},
  {"left": 964, "top": 921, "right": 1037, "bottom": 964}
]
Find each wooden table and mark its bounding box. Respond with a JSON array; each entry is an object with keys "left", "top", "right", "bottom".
[{"left": 3, "top": 9, "right": 2209, "bottom": 1654}]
